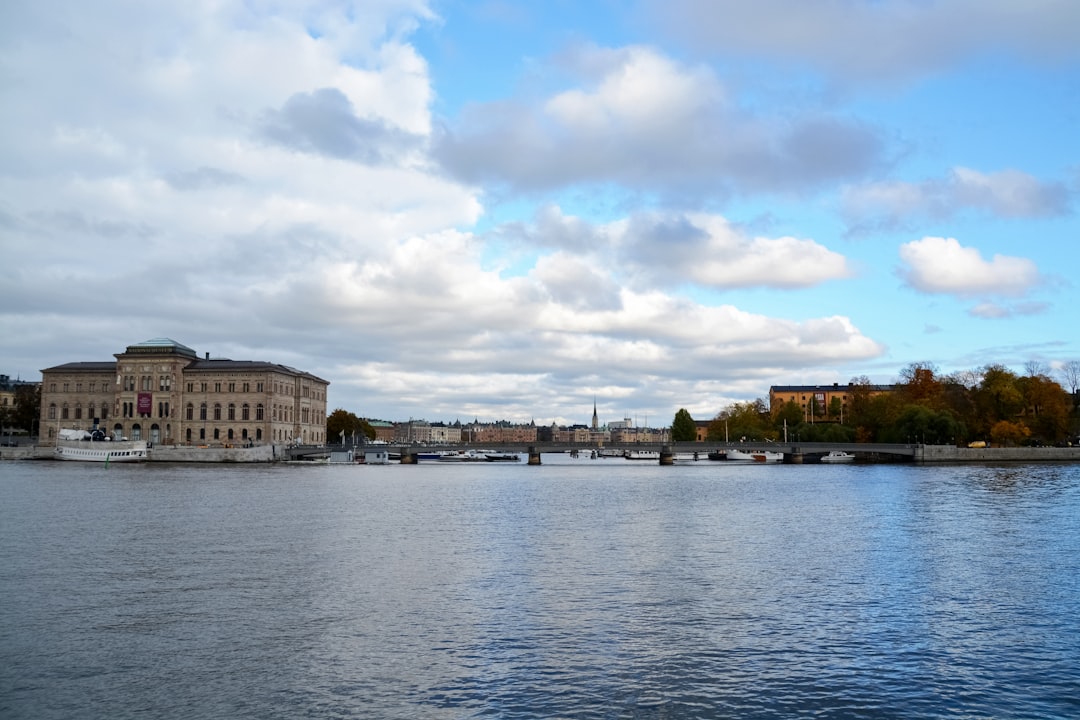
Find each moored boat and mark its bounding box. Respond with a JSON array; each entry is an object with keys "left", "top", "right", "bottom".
[
  {"left": 54, "top": 433, "right": 149, "bottom": 463},
  {"left": 820, "top": 450, "right": 855, "bottom": 463}
]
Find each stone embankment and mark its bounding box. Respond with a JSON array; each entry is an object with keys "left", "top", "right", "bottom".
[{"left": 916, "top": 445, "right": 1080, "bottom": 463}]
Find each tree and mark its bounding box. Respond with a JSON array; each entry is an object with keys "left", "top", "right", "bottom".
[
  {"left": 828, "top": 396, "right": 844, "bottom": 421},
  {"left": 326, "top": 409, "right": 374, "bottom": 444},
  {"left": 1059, "top": 360, "right": 1080, "bottom": 408},
  {"left": 6, "top": 384, "right": 40, "bottom": 438},
  {"left": 671, "top": 408, "right": 697, "bottom": 442},
  {"left": 897, "top": 361, "right": 944, "bottom": 408},
  {"left": 990, "top": 420, "right": 1030, "bottom": 448}
]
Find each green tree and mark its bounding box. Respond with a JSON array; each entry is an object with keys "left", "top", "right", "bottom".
[
  {"left": 713, "top": 399, "right": 774, "bottom": 442},
  {"left": 327, "top": 409, "right": 374, "bottom": 444},
  {"left": 671, "top": 408, "right": 697, "bottom": 442},
  {"left": 772, "top": 400, "right": 804, "bottom": 435}
]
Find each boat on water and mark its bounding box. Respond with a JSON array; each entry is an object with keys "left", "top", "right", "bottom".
[
  {"left": 483, "top": 452, "right": 521, "bottom": 462},
  {"left": 625, "top": 450, "right": 660, "bottom": 460},
  {"left": 726, "top": 449, "right": 783, "bottom": 463},
  {"left": 54, "top": 429, "right": 149, "bottom": 462},
  {"left": 819, "top": 450, "right": 855, "bottom": 464}
]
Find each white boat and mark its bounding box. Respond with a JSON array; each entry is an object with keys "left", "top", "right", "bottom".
[
  {"left": 820, "top": 450, "right": 855, "bottom": 464},
  {"left": 625, "top": 450, "right": 660, "bottom": 460},
  {"left": 437, "top": 450, "right": 483, "bottom": 462},
  {"left": 54, "top": 438, "right": 149, "bottom": 462},
  {"left": 726, "top": 449, "right": 783, "bottom": 463}
]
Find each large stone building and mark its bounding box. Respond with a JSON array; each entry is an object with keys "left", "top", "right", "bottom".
[{"left": 39, "top": 338, "right": 329, "bottom": 447}]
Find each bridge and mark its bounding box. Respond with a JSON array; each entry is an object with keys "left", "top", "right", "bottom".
[{"left": 287, "top": 441, "right": 919, "bottom": 464}]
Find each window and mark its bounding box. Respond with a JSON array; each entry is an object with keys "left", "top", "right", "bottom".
[
  {"left": 243, "top": 383, "right": 249, "bottom": 392},
  {"left": 186, "top": 428, "right": 192, "bottom": 442},
  {"left": 228, "top": 403, "right": 235, "bottom": 420},
  {"left": 257, "top": 382, "right": 264, "bottom": 392},
  {"left": 187, "top": 382, "right": 194, "bottom": 393},
  {"left": 48, "top": 404, "right": 57, "bottom": 420},
  {"left": 200, "top": 382, "right": 207, "bottom": 393},
  {"left": 186, "top": 403, "right": 194, "bottom": 420},
  {"left": 199, "top": 403, "right": 207, "bottom": 421},
  {"left": 213, "top": 404, "right": 222, "bottom": 421},
  {"left": 76, "top": 383, "right": 82, "bottom": 393},
  {"left": 75, "top": 404, "right": 84, "bottom": 420},
  {"left": 228, "top": 382, "right": 235, "bottom": 393},
  {"left": 256, "top": 404, "right": 264, "bottom": 421},
  {"left": 101, "top": 403, "right": 109, "bottom": 420},
  {"left": 215, "top": 382, "right": 221, "bottom": 393},
  {"left": 63, "top": 383, "right": 69, "bottom": 392},
  {"left": 89, "top": 383, "right": 96, "bottom": 393},
  {"left": 61, "top": 404, "right": 69, "bottom": 420},
  {"left": 242, "top": 403, "right": 250, "bottom": 421},
  {"left": 213, "top": 428, "right": 220, "bottom": 440}
]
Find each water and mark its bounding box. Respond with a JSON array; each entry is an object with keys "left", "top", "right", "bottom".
[{"left": 2, "top": 458, "right": 1079, "bottom": 719}]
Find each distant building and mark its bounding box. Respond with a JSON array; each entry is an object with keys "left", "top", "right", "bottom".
[
  {"left": 39, "top": 338, "right": 329, "bottom": 446},
  {"left": 769, "top": 383, "right": 896, "bottom": 421}
]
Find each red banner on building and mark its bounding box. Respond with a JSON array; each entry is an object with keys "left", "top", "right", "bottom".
[{"left": 137, "top": 392, "right": 152, "bottom": 415}]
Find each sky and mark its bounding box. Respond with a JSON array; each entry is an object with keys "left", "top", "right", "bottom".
[{"left": 1, "top": 0, "right": 1078, "bottom": 427}]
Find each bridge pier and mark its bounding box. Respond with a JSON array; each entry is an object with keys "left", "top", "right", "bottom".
[
  {"left": 399, "top": 450, "right": 418, "bottom": 464},
  {"left": 659, "top": 445, "right": 674, "bottom": 465},
  {"left": 785, "top": 452, "right": 804, "bottom": 464},
  {"left": 527, "top": 446, "right": 542, "bottom": 465}
]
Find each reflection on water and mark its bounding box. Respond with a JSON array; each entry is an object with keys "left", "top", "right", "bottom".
[{"left": 2, "top": 459, "right": 1079, "bottom": 719}]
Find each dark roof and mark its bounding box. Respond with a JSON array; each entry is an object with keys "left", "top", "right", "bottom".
[
  {"left": 770, "top": 384, "right": 896, "bottom": 392},
  {"left": 185, "top": 359, "right": 328, "bottom": 384},
  {"left": 40, "top": 361, "right": 117, "bottom": 374}
]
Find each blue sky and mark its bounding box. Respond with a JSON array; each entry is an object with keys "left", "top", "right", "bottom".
[{"left": 1, "top": 0, "right": 1077, "bottom": 426}]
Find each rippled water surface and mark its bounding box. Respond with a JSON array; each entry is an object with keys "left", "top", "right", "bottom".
[{"left": 2, "top": 458, "right": 1079, "bottom": 719}]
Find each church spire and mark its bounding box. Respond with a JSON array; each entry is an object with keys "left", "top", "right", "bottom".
[{"left": 592, "top": 396, "right": 599, "bottom": 430}]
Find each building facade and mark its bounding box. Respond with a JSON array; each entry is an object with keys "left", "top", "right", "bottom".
[
  {"left": 39, "top": 338, "right": 329, "bottom": 447},
  {"left": 769, "top": 383, "right": 896, "bottom": 422}
]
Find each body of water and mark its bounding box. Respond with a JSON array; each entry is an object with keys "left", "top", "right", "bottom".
[{"left": 2, "top": 457, "right": 1078, "bottom": 719}]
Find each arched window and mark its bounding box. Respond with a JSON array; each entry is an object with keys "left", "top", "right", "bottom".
[
  {"left": 242, "top": 403, "right": 250, "bottom": 420},
  {"left": 256, "top": 404, "right": 264, "bottom": 421},
  {"left": 256, "top": 428, "right": 262, "bottom": 441},
  {"left": 242, "top": 429, "right": 249, "bottom": 440},
  {"left": 61, "top": 403, "right": 69, "bottom": 420},
  {"left": 227, "top": 428, "right": 234, "bottom": 440},
  {"left": 213, "top": 428, "right": 220, "bottom": 440},
  {"left": 228, "top": 403, "right": 235, "bottom": 421},
  {"left": 48, "top": 403, "right": 57, "bottom": 420},
  {"left": 199, "top": 403, "right": 207, "bottom": 421},
  {"left": 186, "top": 428, "right": 192, "bottom": 443},
  {"left": 101, "top": 403, "right": 109, "bottom": 420},
  {"left": 131, "top": 424, "right": 142, "bottom": 440},
  {"left": 213, "top": 403, "right": 222, "bottom": 421},
  {"left": 186, "top": 403, "right": 194, "bottom": 420}
]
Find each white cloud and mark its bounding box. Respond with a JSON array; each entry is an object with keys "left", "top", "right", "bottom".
[
  {"left": 898, "top": 237, "right": 1042, "bottom": 298},
  {"left": 644, "top": 0, "right": 1080, "bottom": 86},
  {"left": 0, "top": 0, "right": 891, "bottom": 423},
  {"left": 433, "top": 45, "right": 883, "bottom": 195},
  {"left": 843, "top": 167, "right": 1071, "bottom": 228}
]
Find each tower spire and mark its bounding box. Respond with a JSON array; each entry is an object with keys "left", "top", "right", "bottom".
[{"left": 592, "top": 396, "right": 599, "bottom": 430}]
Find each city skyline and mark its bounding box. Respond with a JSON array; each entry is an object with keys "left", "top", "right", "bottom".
[{"left": 2, "top": 1, "right": 1078, "bottom": 426}]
